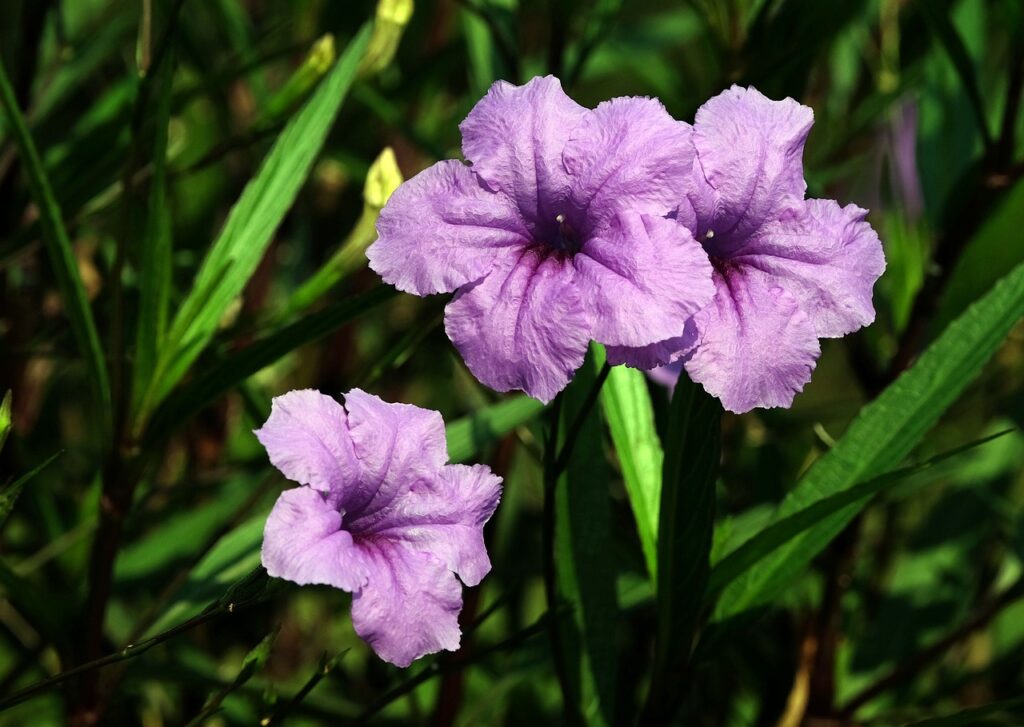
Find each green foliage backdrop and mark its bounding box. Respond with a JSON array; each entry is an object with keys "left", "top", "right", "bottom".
[{"left": 0, "top": 0, "right": 1022, "bottom": 724}]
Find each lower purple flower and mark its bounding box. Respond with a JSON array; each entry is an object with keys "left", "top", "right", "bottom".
[
  {"left": 255, "top": 389, "right": 502, "bottom": 667},
  {"left": 612, "top": 86, "right": 886, "bottom": 413}
]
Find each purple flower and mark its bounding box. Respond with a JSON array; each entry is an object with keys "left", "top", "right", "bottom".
[
  {"left": 612, "top": 86, "right": 886, "bottom": 413},
  {"left": 255, "top": 389, "right": 502, "bottom": 667},
  {"left": 367, "top": 76, "right": 714, "bottom": 403}
]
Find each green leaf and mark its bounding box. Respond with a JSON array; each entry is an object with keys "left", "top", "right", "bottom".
[
  {"left": 143, "top": 286, "right": 396, "bottom": 444},
  {"left": 715, "top": 261, "right": 1024, "bottom": 622},
  {"left": 642, "top": 375, "right": 721, "bottom": 723},
  {"left": 897, "top": 697, "right": 1024, "bottom": 726},
  {"left": 554, "top": 356, "right": 618, "bottom": 726},
  {"left": 139, "top": 24, "right": 372, "bottom": 421},
  {"left": 132, "top": 49, "right": 176, "bottom": 417},
  {"left": 596, "top": 349, "right": 662, "bottom": 581},
  {"left": 707, "top": 430, "right": 1013, "bottom": 599},
  {"left": 0, "top": 451, "right": 62, "bottom": 529},
  {"left": 185, "top": 626, "right": 279, "bottom": 727},
  {"left": 446, "top": 395, "right": 545, "bottom": 463},
  {"left": 0, "top": 390, "right": 11, "bottom": 453},
  {"left": 0, "top": 58, "right": 112, "bottom": 432}
]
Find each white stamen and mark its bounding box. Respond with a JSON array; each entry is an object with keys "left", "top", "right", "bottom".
[{"left": 705, "top": 229, "right": 715, "bottom": 239}]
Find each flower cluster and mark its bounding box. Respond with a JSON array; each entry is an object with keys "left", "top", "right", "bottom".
[
  {"left": 369, "top": 77, "right": 885, "bottom": 412},
  {"left": 256, "top": 77, "right": 885, "bottom": 669}
]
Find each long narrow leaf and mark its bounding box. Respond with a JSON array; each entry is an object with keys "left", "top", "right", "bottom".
[
  {"left": 140, "top": 24, "right": 372, "bottom": 420},
  {"left": 715, "top": 261, "right": 1024, "bottom": 621},
  {"left": 0, "top": 59, "right": 112, "bottom": 430},
  {"left": 642, "top": 375, "right": 721, "bottom": 722},
  {"left": 554, "top": 357, "right": 618, "bottom": 726},
  {"left": 597, "top": 350, "right": 662, "bottom": 580},
  {"left": 133, "top": 49, "right": 176, "bottom": 415},
  {"left": 144, "top": 286, "right": 395, "bottom": 444}
]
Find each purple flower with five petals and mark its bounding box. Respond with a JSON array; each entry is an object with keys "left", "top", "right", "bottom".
[
  {"left": 613, "top": 86, "right": 886, "bottom": 413},
  {"left": 256, "top": 389, "right": 501, "bottom": 667},
  {"left": 367, "top": 76, "right": 714, "bottom": 403}
]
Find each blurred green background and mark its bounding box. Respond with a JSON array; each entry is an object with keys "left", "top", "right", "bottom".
[{"left": 0, "top": 0, "right": 1022, "bottom": 724}]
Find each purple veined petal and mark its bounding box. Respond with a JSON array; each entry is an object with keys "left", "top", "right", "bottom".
[
  {"left": 444, "top": 247, "right": 591, "bottom": 404},
  {"left": 350, "top": 545, "right": 463, "bottom": 668},
  {"left": 459, "top": 76, "right": 588, "bottom": 228},
  {"left": 359, "top": 463, "right": 502, "bottom": 587},
  {"left": 731, "top": 199, "right": 886, "bottom": 338},
  {"left": 254, "top": 389, "right": 358, "bottom": 493},
  {"left": 369, "top": 160, "right": 531, "bottom": 296},
  {"left": 605, "top": 318, "right": 699, "bottom": 370},
  {"left": 647, "top": 358, "right": 686, "bottom": 390},
  {"left": 262, "top": 487, "right": 372, "bottom": 592},
  {"left": 684, "top": 267, "right": 821, "bottom": 413},
  {"left": 563, "top": 96, "right": 696, "bottom": 233},
  {"left": 693, "top": 85, "right": 814, "bottom": 245},
  {"left": 342, "top": 388, "right": 448, "bottom": 517},
  {"left": 574, "top": 212, "right": 714, "bottom": 347}
]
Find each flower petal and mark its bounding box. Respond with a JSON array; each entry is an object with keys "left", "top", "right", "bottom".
[
  {"left": 254, "top": 389, "right": 358, "bottom": 493},
  {"left": 459, "top": 76, "right": 587, "bottom": 227},
  {"left": 574, "top": 212, "right": 713, "bottom": 347},
  {"left": 731, "top": 199, "right": 886, "bottom": 337},
  {"left": 350, "top": 545, "right": 463, "bottom": 667},
  {"left": 369, "top": 160, "right": 530, "bottom": 295},
  {"left": 605, "top": 319, "right": 698, "bottom": 370},
  {"left": 684, "top": 267, "right": 821, "bottom": 413},
  {"left": 261, "top": 487, "right": 371, "bottom": 592},
  {"left": 444, "top": 248, "right": 590, "bottom": 403},
  {"left": 563, "top": 96, "right": 695, "bottom": 233},
  {"left": 359, "top": 463, "right": 502, "bottom": 587},
  {"left": 693, "top": 85, "right": 813, "bottom": 243},
  {"left": 343, "top": 389, "right": 448, "bottom": 517}
]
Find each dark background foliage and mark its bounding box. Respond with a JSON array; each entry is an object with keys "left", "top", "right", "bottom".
[{"left": 0, "top": 0, "right": 1022, "bottom": 724}]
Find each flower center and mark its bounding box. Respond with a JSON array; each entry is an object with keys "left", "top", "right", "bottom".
[{"left": 548, "top": 213, "right": 580, "bottom": 254}]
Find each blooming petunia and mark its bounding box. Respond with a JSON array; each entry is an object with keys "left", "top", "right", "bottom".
[
  {"left": 613, "top": 86, "right": 886, "bottom": 413},
  {"left": 256, "top": 389, "right": 502, "bottom": 667},
  {"left": 367, "top": 75, "right": 715, "bottom": 403}
]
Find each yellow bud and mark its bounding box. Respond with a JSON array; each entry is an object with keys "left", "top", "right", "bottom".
[
  {"left": 363, "top": 147, "right": 403, "bottom": 210},
  {"left": 359, "top": 0, "right": 414, "bottom": 77}
]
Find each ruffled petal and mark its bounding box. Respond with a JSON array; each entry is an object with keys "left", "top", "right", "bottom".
[
  {"left": 731, "top": 199, "right": 886, "bottom": 337},
  {"left": 563, "top": 96, "right": 695, "bottom": 233},
  {"left": 359, "top": 463, "right": 502, "bottom": 587},
  {"left": 693, "top": 85, "right": 813, "bottom": 244},
  {"left": 254, "top": 390, "right": 358, "bottom": 493},
  {"left": 574, "top": 212, "right": 713, "bottom": 347},
  {"left": 369, "top": 160, "right": 530, "bottom": 295},
  {"left": 459, "top": 76, "right": 587, "bottom": 228},
  {"left": 444, "top": 248, "right": 591, "bottom": 403},
  {"left": 350, "top": 545, "right": 463, "bottom": 667},
  {"left": 684, "top": 267, "right": 821, "bottom": 413},
  {"left": 343, "top": 389, "right": 448, "bottom": 517},
  {"left": 606, "top": 319, "right": 698, "bottom": 370},
  {"left": 261, "top": 487, "right": 372, "bottom": 592}
]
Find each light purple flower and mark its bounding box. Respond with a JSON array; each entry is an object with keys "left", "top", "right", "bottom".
[
  {"left": 255, "top": 389, "right": 502, "bottom": 667},
  {"left": 612, "top": 86, "right": 886, "bottom": 413},
  {"left": 367, "top": 75, "right": 714, "bottom": 403}
]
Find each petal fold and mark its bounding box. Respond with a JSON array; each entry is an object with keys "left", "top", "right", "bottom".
[
  {"left": 444, "top": 248, "right": 591, "bottom": 403},
  {"left": 254, "top": 389, "right": 357, "bottom": 493},
  {"left": 575, "top": 213, "right": 713, "bottom": 347},
  {"left": 459, "top": 76, "right": 587, "bottom": 227},
  {"left": 732, "top": 199, "right": 886, "bottom": 337},
  {"left": 369, "top": 160, "right": 529, "bottom": 295},
  {"left": 564, "top": 96, "right": 695, "bottom": 232},
  {"left": 343, "top": 389, "right": 448, "bottom": 516},
  {"left": 693, "top": 85, "right": 813, "bottom": 243},
  {"left": 684, "top": 268, "right": 821, "bottom": 413},
  {"left": 262, "top": 487, "right": 371, "bottom": 592},
  {"left": 351, "top": 546, "right": 463, "bottom": 667}
]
